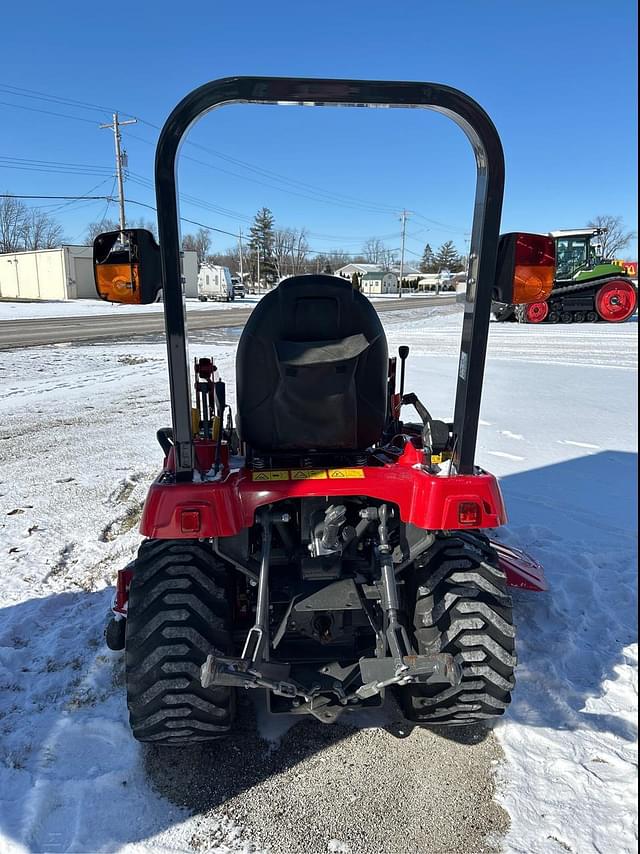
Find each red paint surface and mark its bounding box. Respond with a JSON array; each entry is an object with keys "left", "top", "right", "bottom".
[
  {"left": 491, "top": 540, "right": 548, "bottom": 591},
  {"left": 140, "top": 460, "right": 507, "bottom": 538}
]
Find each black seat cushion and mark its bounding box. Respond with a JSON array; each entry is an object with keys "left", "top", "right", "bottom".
[{"left": 236, "top": 275, "right": 388, "bottom": 451}]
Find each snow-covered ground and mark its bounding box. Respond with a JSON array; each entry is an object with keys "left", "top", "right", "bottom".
[
  {"left": 0, "top": 297, "right": 259, "bottom": 320},
  {"left": 0, "top": 291, "right": 447, "bottom": 321},
  {"left": 383, "top": 308, "right": 638, "bottom": 854},
  {"left": 0, "top": 305, "right": 636, "bottom": 853}
]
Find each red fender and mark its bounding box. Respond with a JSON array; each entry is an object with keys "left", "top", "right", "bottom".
[{"left": 491, "top": 540, "right": 548, "bottom": 591}]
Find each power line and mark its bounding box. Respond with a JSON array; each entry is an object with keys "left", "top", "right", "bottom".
[
  {"left": 1, "top": 82, "right": 470, "bottom": 236},
  {"left": 0, "top": 99, "right": 100, "bottom": 125},
  {"left": 1, "top": 194, "right": 114, "bottom": 200},
  {"left": 0, "top": 83, "right": 117, "bottom": 116},
  {"left": 127, "top": 171, "right": 402, "bottom": 243},
  {"left": 1, "top": 84, "right": 401, "bottom": 215}
]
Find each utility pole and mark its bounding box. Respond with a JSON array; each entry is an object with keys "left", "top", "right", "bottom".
[
  {"left": 238, "top": 228, "right": 244, "bottom": 284},
  {"left": 256, "top": 245, "right": 260, "bottom": 291},
  {"left": 100, "top": 112, "right": 137, "bottom": 234},
  {"left": 398, "top": 209, "right": 410, "bottom": 299}
]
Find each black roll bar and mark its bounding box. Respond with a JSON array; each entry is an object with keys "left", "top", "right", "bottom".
[{"left": 154, "top": 77, "right": 505, "bottom": 479}]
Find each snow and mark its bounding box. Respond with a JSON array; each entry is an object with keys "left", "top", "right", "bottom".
[
  {"left": 0, "top": 297, "right": 262, "bottom": 320},
  {"left": 0, "top": 305, "right": 637, "bottom": 853},
  {"left": 0, "top": 291, "right": 447, "bottom": 320},
  {"left": 382, "top": 308, "right": 638, "bottom": 854}
]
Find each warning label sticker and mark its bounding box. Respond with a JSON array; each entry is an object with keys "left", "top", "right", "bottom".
[
  {"left": 328, "top": 468, "right": 365, "bottom": 479},
  {"left": 251, "top": 468, "right": 366, "bottom": 482},
  {"left": 251, "top": 470, "right": 290, "bottom": 482}
]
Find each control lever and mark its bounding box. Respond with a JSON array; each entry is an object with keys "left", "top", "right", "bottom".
[{"left": 398, "top": 346, "right": 409, "bottom": 398}]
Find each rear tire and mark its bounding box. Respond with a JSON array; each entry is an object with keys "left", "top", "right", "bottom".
[
  {"left": 125, "top": 539, "right": 235, "bottom": 745},
  {"left": 399, "top": 534, "right": 516, "bottom": 725}
]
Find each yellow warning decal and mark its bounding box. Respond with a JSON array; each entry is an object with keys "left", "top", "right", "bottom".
[
  {"left": 251, "top": 470, "right": 290, "bottom": 482},
  {"left": 328, "top": 468, "right": 365, "bottom": 479},
  {"left": 291, "top": 469, "right": 328, "bottom": 480},
  {"left": 430, "top": 452, "right": 453, "bottom": 465}
]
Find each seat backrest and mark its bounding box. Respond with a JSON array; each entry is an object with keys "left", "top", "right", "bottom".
[{"left": 236, "top": 275, "right": 388, "bottom": 451}]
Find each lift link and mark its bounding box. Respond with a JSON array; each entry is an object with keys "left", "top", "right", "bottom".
[
  {"left": 355, "top": 504, "right": 462, "bottom": 700},
  {"left": 201, "top": 509, "right": 309, "bottom": 701}
]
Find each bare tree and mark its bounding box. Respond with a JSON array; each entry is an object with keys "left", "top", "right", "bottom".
[
  {"left": 84, "top": 217, "right": 157, "bottom": 245},
  {"left": 380, "top": 247, "right": 397, "bottom": 271},
  {"left": 207, "top": 245, "right": 241, "bottom": 272},
  {"left": 0, "top": 196, "right": 26, "bottom": 253},
  {"left": 182, "top": 227, "right": 211, "bottom": 263},
  {"left": 291, "top": 228, "right": 309, "bottom": 275},
  {"left": 1, "top": 195, "right": 65, "bottom": 252},
  {"left": 21, "top": 209, "right": 65, "bottom": 250},
  {"left": 130, "top": 217, "right": 158, "bottom": 240},
  {"left": 272, "top": 227, "right": 309, "bottom": 279},
  {"left": 273, "top": 228, "right": 295, "bottom": 280},
  {"left": 310, "top": 249, "right": 355, "bottom": 275},
  {"left": 323, "top": 248, "right": 350, "bottom": 272},
  {"left": 361, "top": 238, "right": 397, "bottom": 269},
  {"left": 587, "top": 215, "right": 636, "bottom": 259},
  {"left": 84, "top": 218, "right": 119, "bottom": 244},
  {"left": 362, "top": 237, "right": 385, "bottom": 264}
]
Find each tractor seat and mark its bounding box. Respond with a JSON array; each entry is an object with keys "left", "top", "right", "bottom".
[{"left": 236, "top": 275, "right": 388, "bottom": 451}]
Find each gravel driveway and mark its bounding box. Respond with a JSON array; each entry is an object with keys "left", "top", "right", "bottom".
[{"left": 146, "top": 694, "right": 509, "bottom": 854}]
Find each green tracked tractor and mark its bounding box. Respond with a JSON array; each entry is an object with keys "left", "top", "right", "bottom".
[{"left": 494, "top": 227, "right": 637, "bottom": 323}]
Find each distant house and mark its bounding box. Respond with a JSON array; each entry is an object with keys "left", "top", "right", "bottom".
[
  {"left": 336, "top": 262, "right": 420, "bottom": 289},
  {"left": 335, "top": 263, "right": 382, "bottom": 278},
  {"left": 360, "top": 270, "right": 398, "bottom": 294},
  {"left": 389, "top": 263, "right": 421, "bottom": 284}
]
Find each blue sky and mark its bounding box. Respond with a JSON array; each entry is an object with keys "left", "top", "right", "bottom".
[{"left": 1, "top": 0, "right": 637, "bottom": 258}]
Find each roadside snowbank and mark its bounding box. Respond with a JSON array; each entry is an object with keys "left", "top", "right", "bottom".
[{"left": 0, "top": 297, "right": 261, "bottom": 320}]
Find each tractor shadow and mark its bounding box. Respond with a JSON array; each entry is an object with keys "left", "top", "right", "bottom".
[
  {"left": 142, "top": 696, "right": 506, "bottom": 853},
  {"left": 143, "top": 692, "right": 487, "bottom": 813}
]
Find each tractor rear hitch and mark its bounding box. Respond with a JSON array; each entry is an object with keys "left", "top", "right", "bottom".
[
  {"left": 201, "top": 654, "right": 307, "bottom": 700},
  {"left": 200, "top": 501, "right": 461, "bottom": 717}
]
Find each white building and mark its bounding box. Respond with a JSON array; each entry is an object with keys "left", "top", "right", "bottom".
[
  {"left": 180, "top": 251, "right": 199, "bottom": 299},
  {"left": 335, "top": 263, "right": 382, "bottom": 278},
  {"left": 0, "top": 246, "right": 198, "bottom": 301},
  {"left": 0, "top": 246, "right": 93, "bottom": 301},
  {"left": 335, "top": 262, "right": 421, "bottom": 286},
  {"left": 361, "top": 270, "right": 398, "bottom": 294}
]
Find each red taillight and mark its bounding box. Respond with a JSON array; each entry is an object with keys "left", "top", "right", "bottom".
[
  {"left": 180, "top": 509, "right": 201, "bottom": 533},
  {"left": 458, "top": 501, "right": 481, "bottom": 526},
  {"left": 512, "top": 233, "right": 555, "bottom": 304}
]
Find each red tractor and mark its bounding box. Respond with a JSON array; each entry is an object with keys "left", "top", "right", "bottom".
[{"left": 95, "top": 78, "right": 552, "bottom": 745}]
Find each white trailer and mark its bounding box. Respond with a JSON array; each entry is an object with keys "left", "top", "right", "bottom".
[
  {"left": 197, "top": 264, "right": 233, "bottom": 301},
  {"left": 0, "top": 245, "right": 94, "bottom": 301}
]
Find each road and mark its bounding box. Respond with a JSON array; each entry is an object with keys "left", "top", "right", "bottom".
[{"left": 0, "top": 295, "right": 456, "bottom": 349}]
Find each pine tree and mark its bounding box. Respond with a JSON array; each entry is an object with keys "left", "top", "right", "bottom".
[
  {"left": 249, "top": 207, "right": 276, "bottom": 283},
  {"left": 434, "top": 240, "right": 463, "bottom": 272},
  {"left": 420, "top": 242, "right": 435, "bottom": 273}
]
